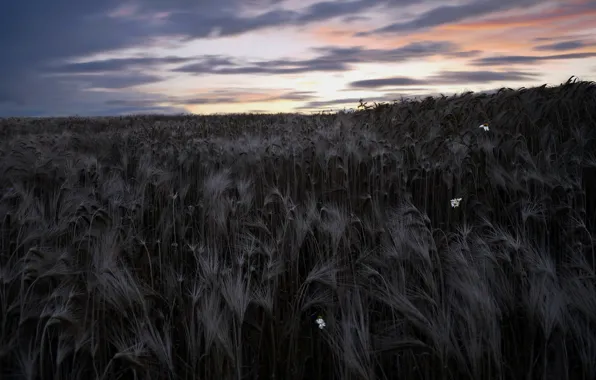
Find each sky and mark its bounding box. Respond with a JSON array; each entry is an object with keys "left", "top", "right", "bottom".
[{"left": 1, "top": 0, "right": 595, "bottom": 117}]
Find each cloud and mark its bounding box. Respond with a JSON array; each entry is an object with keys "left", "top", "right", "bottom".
[
  {"left": 349, "top": 77, "right": 426, "bottom": 88},
  {"left": 429, "top": 70, "right": 541, "bottom": 84},
  {"left": 147, "top": 0, "right": 400, "bottom": 40},
  {"left": 533, "top": 32, "right": 596, "bottom": 43},
  {"left": 55, "top": 73, "right": 165, "bottom": 89},
  {"left": 357, "top": 0, "right": 541, "bottom": 36},
  {"left": 533, "top": 40, "right": 592, "bottom": 51},
  {"left": 178, "top": 90, "right": 317, "bottom": 105},
  {"left": 348, "top": 70, "right": 540, "bottom": 89},
  {"left": 173, "top": 41, "right": 465, "bottom": 75},
  {"left": 173, "top": 58, "right": 348, "bottom": 75},
  {"left": 292, "top": 0, "right": 378, "bottom": 23},
  {"left": 342, "top": 15, "right": 372, "bottom": 23},
  {"left": 46, "top": 56, "right": 194, "bottom": 74},
  {"left": 472, "top": 52, "right": 596, "bottom": 66}
]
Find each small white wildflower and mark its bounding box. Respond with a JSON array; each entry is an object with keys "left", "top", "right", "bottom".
[
  {"left": 315, "top": 316, "right": 326, "bottom": 329},
  {"left": 479, "top": 123, "right": 489, "bottom": 131},
  {"left": 450, "top": 198, "right": 462, "bottom": 208}
]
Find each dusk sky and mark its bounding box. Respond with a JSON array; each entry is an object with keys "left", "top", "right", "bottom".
[{"left": 1, "top": 0, "right": 595, "bottom": 117}]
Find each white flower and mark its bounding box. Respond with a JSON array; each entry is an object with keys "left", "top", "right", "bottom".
[
  {"left": 479, "top": 123, "right": 489, "bottom": 131},
  {"left": 450, "top": 198, "right": 462, "bottom": 208},
  {"left": 315, "top": 317, "right": 326, "bottom": 329}
]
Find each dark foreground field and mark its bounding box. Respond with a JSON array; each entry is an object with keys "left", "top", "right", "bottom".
[{"left": 1, "top": 78, "right": 596, "bottom": 380}]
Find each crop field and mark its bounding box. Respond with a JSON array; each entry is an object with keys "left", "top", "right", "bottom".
[{"left": 0, "top": 77, "right": 595, "bottom": 380}]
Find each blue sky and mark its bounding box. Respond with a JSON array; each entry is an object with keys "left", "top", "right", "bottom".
[{"left": 1, "top": 0, "right": 595, "bottom": 116}]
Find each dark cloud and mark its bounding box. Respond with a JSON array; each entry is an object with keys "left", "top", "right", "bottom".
[
  {"left": 533, "top": 33, "right": 596, "bottom": 43},
  {"left": 293, "top": 0, "right": 394, "bottom": 23},
  {"left": 349, "top": 77, "right": 426, "bottom": 88},
  {"left": 56, "top": 73, "right": 165, "bottom": 89},
  {"left": 342, "top": 15, "right": 371, "bottom": 23},
  {"left": 357, "top": 0, "right": 541, "bottom": 36},
  {"left": 349, "top": 70, "right": 539, "bottom": 88},
  {"left": 142, "top": 0, "right": 402, "bottom": 40},
  {"left": 312, "top": 41, "right": 462, "bottom": 62},
  {"left": 533, "top": 37, "right": 556, "bottom": 42},
  {"left": 533, "top": 40, "right": 590, "bottom": 52},
  {"left": 444, "top": 50, "right": 483, "bottom": 58},
  {"left": 174, "top": 59, "right": 348, "bottom": 75},
  {"left": 307, "top": 42, "right": 456, "bottom": 72},
  {"left": 174, "top": 41, "right": 464, "bottom": 75},
  {"left": 429, "top": 70, "right": 540, "bottom": 84},
  {"left": 47, "top": 56, "right": 194, "bottom": 74},
  {"left": 472, "top": 52, "right": 596, "bottom": 66},
  {"left": 181, "top": 96, "right": 239, "bottom": 105},
  {"left": 104, "top": 99, "right": 164, "bottom": 107}
]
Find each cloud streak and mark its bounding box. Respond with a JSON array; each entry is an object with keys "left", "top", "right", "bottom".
[
  {"left": 349, "top": 70, "right": 540, "bottom": 89},
  {"left": 172, "top": 41, "right": 467, "bottom": 75},
  {"left": 46, "top": 56, "right": 195, "bottom": 74},
  {"left": 357, "top": 0, "right": 542, "bottom": 36},
  {"left": 532, "top": 40, "right": 592, "bottom": 52},
  {"left": 472, "top": 52, "right": 596, "bottom": 66}
]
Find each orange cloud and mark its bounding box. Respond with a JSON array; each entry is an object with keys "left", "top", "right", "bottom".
[
  {"left": 308, "top": 23, "right": 532, "bottom": 56},
  {"left": 439, "top": 9, "right": 596, "bottom": 31},
  {"left": 308, "top": 6, "right": 595, "bottom": 60}
]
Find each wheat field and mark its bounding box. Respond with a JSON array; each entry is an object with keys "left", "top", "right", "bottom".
[{"left": 0, "top": 77, "right": 595, "bottom": 380}]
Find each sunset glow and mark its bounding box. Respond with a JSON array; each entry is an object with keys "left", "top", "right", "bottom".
[{"left": 1, "top": 0, "right": 595, "bottom": 116}]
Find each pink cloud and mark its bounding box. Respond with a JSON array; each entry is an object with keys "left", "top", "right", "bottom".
[{"left": 108, "top": 4, "right": 139, "bottom": 19}]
